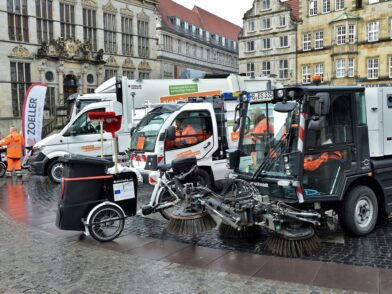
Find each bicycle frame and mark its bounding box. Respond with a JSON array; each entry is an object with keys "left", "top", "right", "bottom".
[{"left": 147, "top": 172, "right": 182, "bottom": 211}]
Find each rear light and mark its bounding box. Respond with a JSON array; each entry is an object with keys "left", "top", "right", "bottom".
[{"left": 61, "top": 179, "right": 65, "bottom": 199}]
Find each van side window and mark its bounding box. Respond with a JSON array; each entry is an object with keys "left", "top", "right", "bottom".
[
  {"left": 165, "top": 111, "right": 213, "bottom": 151},
  {"left": 72, "top": 108, "right": 105, "bottom": 135}
]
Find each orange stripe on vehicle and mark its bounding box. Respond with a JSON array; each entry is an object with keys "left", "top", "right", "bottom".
[{"left": 63, "top": 175, "right": 113, "bottom": 181}]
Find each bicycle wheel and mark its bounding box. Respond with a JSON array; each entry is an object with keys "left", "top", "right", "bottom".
[
  {"left": 158, "top": 187, "right": 180, "bottom": 220},
  {"left": 0, "top": 162, "right": 6, "bottom": 177},
  {"left": 88, "top": 204, "right": 125, "bottom": 242}
]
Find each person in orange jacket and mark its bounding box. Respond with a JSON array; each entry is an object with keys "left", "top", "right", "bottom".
[
  {"left": 304, "top": 150, "right": 342, "bottom": 171},
  {"left": 250, "top": 108, "right": 274, "bottom": 166},
  {"left": 174, "top": 118, "right": 198, "bottom": 147},
  {"left": 0, "top": 126, "right": 24, "bottom": 177}
]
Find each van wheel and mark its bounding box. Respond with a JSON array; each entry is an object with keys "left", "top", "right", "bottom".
[
  {"left": 47, "top": 160, "right": 63, "bottom": 184},
  {"left": 195, "top": 169, "right": 212, "bottom": 189},
  {"left": 338, "top": 185, "right": 378, "bottom": 236}
]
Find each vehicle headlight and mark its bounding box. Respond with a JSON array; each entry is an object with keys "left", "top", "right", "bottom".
[
  {"left": 277, "top": 89, "right": 285, "bottom": 98},
  {"left": 284, "top": 163, "right": 290, "bottom": 170},
  {"left": 283, "top": 156, "right": 289, "bottom": 163}
]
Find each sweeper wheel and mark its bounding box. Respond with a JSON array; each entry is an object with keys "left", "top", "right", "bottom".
[
  {"left": 166, "top": 208, "right": 216, "bottom": 236},
  {"left": 218, "top": 223, "right": 261, "bottom": 240},
  {"left": 265, "top": 225, "right": 321, "bottom": 258}
]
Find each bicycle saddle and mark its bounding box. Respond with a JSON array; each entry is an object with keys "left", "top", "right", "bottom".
[{"left": 157, "top": 163, "right": 172, "bottom": 171}]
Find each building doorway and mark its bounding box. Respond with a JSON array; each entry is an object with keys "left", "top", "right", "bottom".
[{"left": 63, "top": 74, "right": 78, "bottom": 114}]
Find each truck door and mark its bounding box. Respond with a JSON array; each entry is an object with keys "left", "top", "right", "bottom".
[
  {"left": 164, "top": 110, "right": 214, "bottom": 163},
  {"left": 303, "top": 91, "right": 354, "bottom": 198},
  {"left": 66, "top": 108, "right": 113, "bottom": 157}
]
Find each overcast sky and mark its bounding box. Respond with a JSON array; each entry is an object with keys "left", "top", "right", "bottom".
[{"left": 172, "top": 0, "right": 254, "bottom": 27}]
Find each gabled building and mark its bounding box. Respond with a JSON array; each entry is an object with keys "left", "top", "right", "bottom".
[
  {"left": 297, "top": 0, "right": 392, "bottom": 86},
  {"left": 239, "top": 0, "right": 299, "bottom": 86},
  {"left": 156, "top": 0, "right": 240, "bottom": 79}
]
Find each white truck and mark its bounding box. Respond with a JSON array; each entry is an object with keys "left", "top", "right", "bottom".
[{"left": 127, "top": 75, "right": 279, "bottom": 187}]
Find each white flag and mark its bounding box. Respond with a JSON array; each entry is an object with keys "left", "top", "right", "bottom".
[{"left": 22, "top": 83, "right": 48, "bottom": 147}]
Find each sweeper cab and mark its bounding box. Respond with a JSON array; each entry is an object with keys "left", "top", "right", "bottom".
[{"left": 229, "top": 86, "right": 392, "bottom": 237}]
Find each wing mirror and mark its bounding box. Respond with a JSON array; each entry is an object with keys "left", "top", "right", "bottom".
[
  {"left": 166, "top": 125, "right": 176, "bottom": 141},
  {"left": 312, "top": 93, "right": 330, "bottom": 116},
  {"left": 68, "top": 126, "right": 77, "bottom": 136},
  {"left": 130, "top": 126, "right": 136, "bottom": 136},
  {"left": 274, "top": 101, "right": 297, "bottom": 113}
]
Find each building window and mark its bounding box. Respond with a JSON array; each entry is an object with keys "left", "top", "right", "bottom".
[
  {"left": 163, "top": 35, "right": 173, "bottom": 52},
  {"left": 83, "top": 8, "right": 97, "bottom": 51},
  {"left": 348, "top": 58, "right": 355, "bottom": 77},
  {"left": 309, "top": 0, "right": 318, "bottom": 16},
  {"left": 261, "top": 0, "right": 270, "bottom": 10},
  {"left": 246, "top": 41, "right": 255, "bottom": 52},
  {"left": 60, "top": 2, "right": 75, "bottom": 39},
  {"left": 123, "top": 70, "right": 134, "bottom": 80},
  {"left": 367, "top": 58, "right": 379, "bottom": 79},
  {"left": 303, "top": 33, "right": 311, "bottom": 51},
  {"left": 348, "top": 24, "right": 356, "bottom": 44},
  {"left": 389, "top": 57, "right": 392, "bottom": 78},
  {"left": 7, "top": 0, "right": 29, "bottom": 42},
  {"left": 105, "top": 69, "right": 118, "bottom": 81},
  {"left": 10, "top": 62, "right": 31, "bottom": 117},
  {"left": 367, "top": 21, "right": 379, "bottom": 42},
  {"left": 314, "top": 64, "right": 324, "bottom": 82},
  {"left": 390, "top": 18, "right": 392, "bottom": 39},
  {"left": 336, "top": 25, "right": 346, "bottom": 45},
  {"left": 261, "top": 18, "right": 271, "bottom": 30},
  {"left": 139, "top": 72, "right": 150, "bottom": 79},
  {"left": 261, "top": 38, "right": 271, "bottom": 50},
  {"left": 177, "top": 40, "right": 182, "bottom": 54},
  {"left": 104, "top": 13, "right": 116, "bottom": 53},
  {"left": 122, "top": 16, "right": 133, "bottom": 56},
  {"left": 44, "top": 87, "right": 56, "bottom": 117},
  {"left": 335, "top": 0, "right": 345, "bottom": 10},
  {"left": 336, "top": 59, "right": 346, "bottom": 78},
  {"left": 138, "top": 20, "right": 149, "bottom": 58},
  {"left": 279, "top": 36, "right": 289, "bottom": 48},
  {"left": 315, "top": 31, "right": 324, "bottom": 49},
  {"left": 279, "top": 60, "right": 289, "bottom": 79},
  {"left": 248, "top": 20, "right": 255, "bottom": 32},
  {"left": 322, "top": 0, "right": 331, "bottom": 13},
  {"left": 278, "top": 15, "right": 286, "bottom": 27},
  {"left": 262, "top": 61, "right": 271, "bottom": 76},
  {"left": 36, "top": 0, "right": 53, "bottom": 44},
  {"left": 302, "top": 65, "right": 311, "bottom": 84},
  {"left": 246, "top": 63, "right": 255, "bottom": 77}
]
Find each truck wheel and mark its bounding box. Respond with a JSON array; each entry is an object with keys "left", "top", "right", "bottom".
[
  {"left": 195, "top": 169, "right": 212, "bottom": 189},
  {"left": 338, "top": 185, "right": 378, "bottom": 236},
  {"left": 47, "top": 160, "right": 64, "bottom": 184}
]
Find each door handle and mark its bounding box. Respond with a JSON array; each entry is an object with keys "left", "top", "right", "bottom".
[
  {"left": 97, "top": 139, "right": 108, "bottom": 142},
  {"left": 203, "top": 142, "right": 211, "bottom": 149}
]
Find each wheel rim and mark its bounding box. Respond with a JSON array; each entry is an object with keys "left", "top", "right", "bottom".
[
  {"left": 355, "top": 196, "right": 374, "bottom": 229},
  {"left": 51, "top": 163, "right": 63, "bottom": 182},
  {"left": 91, "top": 207, "right": 123, "bottom": 241}
]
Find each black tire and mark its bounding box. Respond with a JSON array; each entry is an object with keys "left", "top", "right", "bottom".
[
  {"left": 47, "top": 159, "right": 63, "bottom": 184},
  {"left": 338, "top": 185, "right": 378, "bottom": 236},
  {"left": 0, "top": 162, "right": 6, "bottom": 177},
  {"left": 194, "top": 168, "right": 212, "bottom": 189},
  {"left": 158, "top": 188, "right": 179, "bottom": 220},
  {"left": 88, "top": 204, "right": 125, "bottom": 242}
]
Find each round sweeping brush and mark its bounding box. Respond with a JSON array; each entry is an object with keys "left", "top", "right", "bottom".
[
  {"left": 166, "top": 209, "right": 217, "bottom": 236},
  {"left": 218, "top": 223, "right": 262, "bottom": 240},
  {"left": 265, "top": 225, "right": 321, "bottom": 258}
]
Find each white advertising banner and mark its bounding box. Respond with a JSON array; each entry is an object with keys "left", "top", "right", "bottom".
[{"left": 22, "top": 83, "right": 48, "bottom": 147}]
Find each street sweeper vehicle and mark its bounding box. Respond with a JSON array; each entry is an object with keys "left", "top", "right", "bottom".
[
  {"left": 152, "top": 86, "right": 392, "bottom": 258},
  {"left": 126, "top": 76, "right": 279, "bottom": 188}
]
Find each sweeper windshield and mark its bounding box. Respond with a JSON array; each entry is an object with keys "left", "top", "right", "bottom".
[{"left": 237, "top": 100, "right": 300, "bottom": 180}]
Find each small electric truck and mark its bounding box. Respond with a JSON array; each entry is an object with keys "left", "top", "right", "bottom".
[{"left": 228, "top": 86, "right": 392, "bottom": 236}]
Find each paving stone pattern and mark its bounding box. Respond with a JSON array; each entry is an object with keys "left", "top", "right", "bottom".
[{"left": 0, "top": 179, "right": 350, "bottom": 293}]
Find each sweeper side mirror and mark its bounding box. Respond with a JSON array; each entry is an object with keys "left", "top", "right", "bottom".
[
  {"left": 312, "top": 93, "right": 330, "bottom": 116},
  {"left": 274, "top": 101, "right": 297, "bottom": 113},
  {"left": 166, "top": 125, "right": 176, "bottom": 141}
]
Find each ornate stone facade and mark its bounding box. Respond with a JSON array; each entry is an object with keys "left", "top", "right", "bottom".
[{"left": 0, "top": 0, "right": 159, "bottom": 134}]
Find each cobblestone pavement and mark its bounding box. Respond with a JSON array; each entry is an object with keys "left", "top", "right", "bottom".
[{"left": 0, "top": 177, "right": 355, "bottom": 294}]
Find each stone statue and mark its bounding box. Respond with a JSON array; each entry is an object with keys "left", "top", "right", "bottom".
[{"left": 95, "top": 49, "right": 104, "bottom": 61}]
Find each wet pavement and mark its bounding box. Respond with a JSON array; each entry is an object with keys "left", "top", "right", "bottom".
[{"left": 1, "top": 175, "right": 392, "bottom": 293}]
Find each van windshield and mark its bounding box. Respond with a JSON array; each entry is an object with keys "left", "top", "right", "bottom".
[{"left": 131, "top": 112, "right": 171, "bottom": 152}]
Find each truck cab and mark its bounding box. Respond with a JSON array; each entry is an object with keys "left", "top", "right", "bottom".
[
  {"left": 130, "top": 97, "right": 238, "bottom": 187},
  {"left": 231, "top": 86, "right": 392, "bottom": 237}
]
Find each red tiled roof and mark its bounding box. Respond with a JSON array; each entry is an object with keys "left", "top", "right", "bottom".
[{"left": 158, "top": 0, "right": 241, "bottom": 41}]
